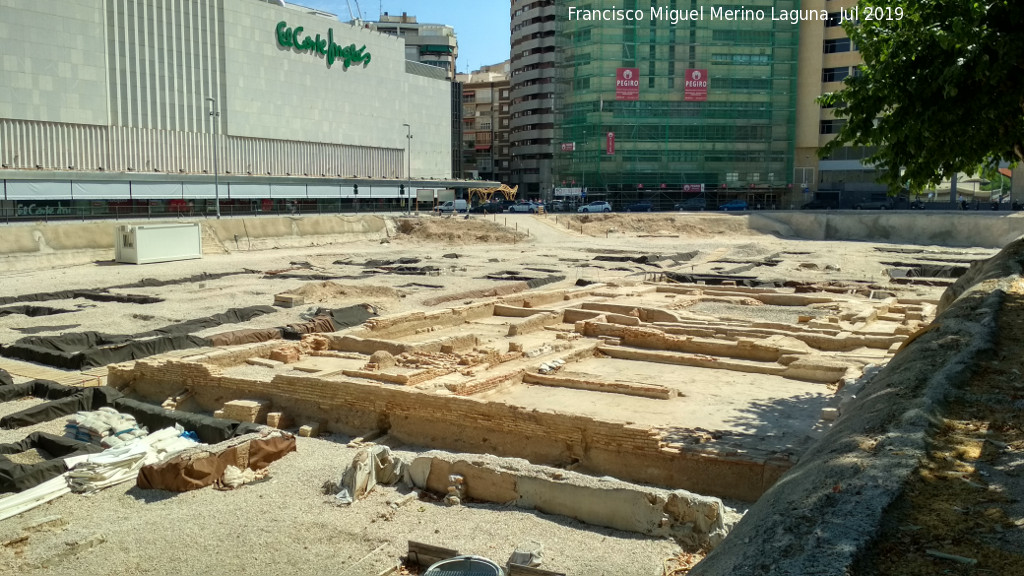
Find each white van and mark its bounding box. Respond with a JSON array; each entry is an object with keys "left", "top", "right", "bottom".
[{"left": 437, "top": 199, "right": 468, "bottom": 213}]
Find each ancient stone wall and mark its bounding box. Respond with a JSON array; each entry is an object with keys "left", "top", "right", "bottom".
[{"left": 108, "top": 358, "right": 788, "bottom": 501}]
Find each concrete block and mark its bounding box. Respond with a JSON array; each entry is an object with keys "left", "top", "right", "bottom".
[
  {"left": 821, "top": 407, "right": 840, "bottom": 421},
  {"left": 298, "top": 423, "right": 320, "bottom": 437},
  {"left": 273, "top": 293, "right": 305, "bottom": 308}
]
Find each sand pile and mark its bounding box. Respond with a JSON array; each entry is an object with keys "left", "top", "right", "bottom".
[
  {"left": 288, "top": 282, "right": 403, "bottom": 304},
  {"left": 395, "top": 217, "right": 527, "bottom": 244},
  {"left": 569, "top": 213, "right": 767, "bottom": 237}
]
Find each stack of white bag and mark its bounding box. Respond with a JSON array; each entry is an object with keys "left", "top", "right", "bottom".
[
  {"left": 0, "top": 426, "right": 200, "bottom": 521},
  {"left": 66, "top": 407, "right": 148, "bottom": 448},
  {"left": 66, "top": 426, "right": 198, "bottom": 494}
]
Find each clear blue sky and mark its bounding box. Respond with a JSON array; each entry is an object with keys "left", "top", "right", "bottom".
[{"left": 295, "top": 1, "right": 511, "bottom": 73}]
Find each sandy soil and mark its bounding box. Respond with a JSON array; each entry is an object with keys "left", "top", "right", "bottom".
[{"left": 0, "top": 212, "right": 1005, "bottom": 575}]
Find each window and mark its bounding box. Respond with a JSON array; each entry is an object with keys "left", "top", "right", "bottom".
[
  {"left": 822, "top": 67, "right": 850, "bottom": 83},
  {"left": 823, "top": 38, "right": 851, "bottom": 54},
  {"left": 820, "top": 119, "right": 846, "bottom": 134},
  {"left": 825, "top": 12, "right": 843, "bottom": 27}
]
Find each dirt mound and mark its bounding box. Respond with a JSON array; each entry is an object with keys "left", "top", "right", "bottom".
[
  {"left": 288, "top": 282, "right": 402, "bottom": 303},
  {"left": 569, "top": 213, "right": 767, "bottom": 237},
  {"left": 395, "top": 217, "right": 527, "bottom": 244}
]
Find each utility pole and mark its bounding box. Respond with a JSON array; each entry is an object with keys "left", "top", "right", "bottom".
[
  {"left": 403, "top": 123, "right": 412, "bottom": 215},
  {"left": 581, "top": 128, "right": 587, "bottom": 202},
  {"left": 205, "top": 97, "right": 221, "bottom": 219}
]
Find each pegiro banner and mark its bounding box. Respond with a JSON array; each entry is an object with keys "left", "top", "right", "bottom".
[
  {"left": 684, "top": 69, "right": 708, "bottom": 101},
  {"left": 616, "top": 68, "right": 640, "bottom": 101}
]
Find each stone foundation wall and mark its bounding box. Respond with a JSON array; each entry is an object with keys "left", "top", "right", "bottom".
[{"left": 108, "top": 358, "right": 788, "bottom": 501}]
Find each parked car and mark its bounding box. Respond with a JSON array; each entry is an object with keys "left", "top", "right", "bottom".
[
  {"left": 548, "top": 200, "right": 567, "bottom": 212},
  {"left": 719, "top": 200, "right": 748, "bottom": 211},
  {"left": 625, "top": 201, "right": 653, "bottom": 212},
  {"left": 470, "top": 202, "right": 503, "bottom": 213},
  {"left": 578, "top": 201, "right": 612, "bottom": 213},
  {"left": 800, "top": 199, "right": 837, "bottom": 210},
  {"left": 675, "top": 197, "right": 706, "bottom": 211},
  {"left": 507, "top": 201, "right": 542, "bottom": 213},
  {"left": 853, "top": 199, "right": 893, "bottom": 210}
]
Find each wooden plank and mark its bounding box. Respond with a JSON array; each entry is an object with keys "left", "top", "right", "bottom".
[
  {"left": 406, "top": 541, "right": 459, "bottom": 569},
  {"left": 508, "top": 564, "right": 566, "bottom": 576}
]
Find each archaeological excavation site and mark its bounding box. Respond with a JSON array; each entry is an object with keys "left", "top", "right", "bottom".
[{"left": 0, "top": 212, "right": 1022, "bottom": 575}]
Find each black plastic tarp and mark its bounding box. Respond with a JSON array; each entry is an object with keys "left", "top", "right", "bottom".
[
  {"left": 0, "top": 305, "right": 77, "bottom": 318},
  {"left": 0, "top": 432, "right": 103, "bottom": 493},
  {"left": 113, "top": 398, "right": 252, "bottom": 445},
  {"left": 0, "top": 306, "right": 274, "bottom": 370},
  {"left": 0, "top": 387, "right": 122, "bottom": 429},
  {"left": 0, "top": 383, "right": 35, "bottom": 402}
]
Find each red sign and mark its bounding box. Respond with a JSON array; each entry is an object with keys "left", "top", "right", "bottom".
[
  {"left": 560, "top": 142, "right": 576, "bottom": 152},
  {"left": 684, "top": 69, "right": 709, "bottom": 101},
  {"left": 606, "top": 132, "right": 615, "bottom": 155},
  {"left": 682, "top": 184, "right": 704, "bottom": 193},
  {"left": 616, "top": 68, "right": 640, "bottom": 101}
]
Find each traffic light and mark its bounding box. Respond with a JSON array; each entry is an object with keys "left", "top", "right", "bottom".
[
  {"left": 353, "top": 184, "right": 358, "bottom": 196},
  {"left": 399, "top": 184, "right": 405, "bottom": 195}
]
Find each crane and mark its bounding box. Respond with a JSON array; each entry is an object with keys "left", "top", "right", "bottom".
[{"left": 345, "top": 0, "right": 363, "bottom": 20}]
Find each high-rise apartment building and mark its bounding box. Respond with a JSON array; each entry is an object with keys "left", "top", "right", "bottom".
[
  {"left": 457, "top": 63, "right": 512, "bottom": 183},
  {"left": 361, "top": 12, "right": 458, "bottom": 80},
  {"left": 794, "top": 0, "right": 885, "bottom": 206},
  {"left": 509, "top": 0, "right": 557, "bottom": 196},
  {"left": 554, "top": 0, "right": 801, "bottom": 209}
]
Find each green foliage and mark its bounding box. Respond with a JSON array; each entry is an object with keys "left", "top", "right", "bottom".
[{"left": 819, "top": 1, "right": 1024, "bottom": 192}]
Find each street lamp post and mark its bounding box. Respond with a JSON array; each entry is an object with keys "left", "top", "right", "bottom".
[
  {"left": 403, "top": 123, "right": 412, "bottom": 215},
  {"left": 205, "top": 97, "right": 221, "bottom": 219},
  {"left": 581, "top": 128, "right": 587, "bottom": 202}
]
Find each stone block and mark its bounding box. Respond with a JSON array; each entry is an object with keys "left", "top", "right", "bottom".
[
  {"left": 266, "top": 412, "right": 292, "bottom": 429},
  {"left": 273, "top": 293, "right": 305, "bottom": 308},
  {"left": 820, "top": 407, "right": 840, "bottom": 421},
  {"left": 221, "top": 399, "right": 271, "bottom": 423},
  {"left": 269, "top": 346, "right": 301, "bottom": 364},
  {"left": 298, "top": 423, "right": 320, "bottom": 437},
  {"left": 246, "top": 357, "right": 283, "bottom": 368}
]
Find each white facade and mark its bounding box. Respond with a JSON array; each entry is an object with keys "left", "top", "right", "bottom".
[{"left": 0, "top": 0, "right": 451, "bottom": 184}]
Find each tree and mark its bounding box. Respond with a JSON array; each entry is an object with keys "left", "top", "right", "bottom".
[{"left": 819, "top": 1, "right": 1024, "bottom": 192}]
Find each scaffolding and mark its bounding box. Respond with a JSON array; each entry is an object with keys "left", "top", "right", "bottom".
[
  {"left": 553, "top": 0, "right": 801, "bottom": 210},
  {"left": 467, "top": 184, "right": 519, "bottom": 204}
]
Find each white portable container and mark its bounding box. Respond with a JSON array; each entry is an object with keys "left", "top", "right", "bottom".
[{"left": 115, "top": 223, "right": 203, "bottom": 265}]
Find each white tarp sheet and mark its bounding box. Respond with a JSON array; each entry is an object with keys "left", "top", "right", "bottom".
[
  {"left": 130, "top": 182, "right": 183, "bottom": 199},
  {"left": 72, "top": 181, "right": 130, "bottom": 200},
  {"left": 5, "top": 180, "right": 72, "bottom": 200}
]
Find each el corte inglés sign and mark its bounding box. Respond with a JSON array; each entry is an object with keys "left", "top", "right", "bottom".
[{"left": 276, "top": 21, "right": 372, "bottom": 69}]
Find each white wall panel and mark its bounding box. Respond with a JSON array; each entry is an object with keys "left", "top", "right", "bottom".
[
  {"left": 131, "top": 182, "right": 184, "bottom": 199},
  {"left": 72, "top": 181, "right": 130, "bottom": 199},
  {"left": 183, "top": 182, "right": 219, "bottom": 199},
  {"left": 5, "top": 181, "right": 73, "bottom": 200},
  {"left": 229, "top": 183, "right": 271, "bottom": 198},
  {"left": 268, "top": 184, "right": 304, "bottom": 198},
  {"left": 306, "top": 185, "right": 340, "bottom": 199}
]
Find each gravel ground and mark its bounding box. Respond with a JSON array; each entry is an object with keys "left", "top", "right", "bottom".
[
  {"left": 0, "top": 430, "right": 682, "bottom": 576},
  {"left": 0, "top": 214, "right": 979, "bottom": 575},
  {"left": 687, "top": 302, "right": 828, "bottom": 325}
]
